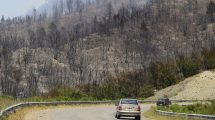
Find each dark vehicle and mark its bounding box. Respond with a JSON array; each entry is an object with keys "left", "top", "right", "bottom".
[
  {"left": 156, "top": 98, "right": 172, "bottom": 106},
  {"left": 115, "top": 99, "right": 141, "bottom": 120}
]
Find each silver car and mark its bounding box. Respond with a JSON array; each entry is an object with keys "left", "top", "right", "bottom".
[{"left": 115, "top": 99, "right": 141, "bottom": 120}]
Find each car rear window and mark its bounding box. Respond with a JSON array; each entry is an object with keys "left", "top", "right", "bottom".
[
  {"left": 121, "top": 99, "right": 138, "bottom": 104},
  {"left": 159, "top": 98, "right": 168, "bottom": 101}
]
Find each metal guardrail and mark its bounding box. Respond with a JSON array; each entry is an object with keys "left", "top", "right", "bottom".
[
  {"left": 156, "top": 109, "right": 215, "bottom": 120},
  {"left": 139, "top": 99, "right": 210, "bottom": 104},
  {"left": 0, "top": 100, "right": 209, "bottom": 117}
]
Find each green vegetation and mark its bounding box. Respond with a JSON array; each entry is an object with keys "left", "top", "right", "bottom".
[
  {"left": 90, "top": 71, "right": 155, "bottom": 100},
  {"left": 0, "top": 96, "right": 17, "bottom": 109},
  {"left": 0, "top": 96, "right": 17, "bottom": 120},
  {"left": 150, "top": 62, "right": 182, "bottom": 89},
  {"left": 150, "top": 48, "right": 215, "bottom": 91},
  {"left": 42, "top": 86, "right": 95, "bottom": 101},
  {"left": 144, "top": 107, "right": 188, "bottom": 120},
  {"left": 177, "top": 55, "right": 202, "bottom": 78},
  {"left": 202, "top": 49, "right": 215, "bottom": 69},
  {"left": 158, "top": 101, "right": 215, "bottom": 115},
  {"left": 0, "top": 116, "right": 6, "bottom": 120},
  {"left": 139, "top": 85, "right": 154, "bottom": 99}
]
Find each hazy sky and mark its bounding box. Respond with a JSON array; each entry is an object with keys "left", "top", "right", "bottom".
[{"left": 0, "top": 0, "right": 46, "bottom": 18}]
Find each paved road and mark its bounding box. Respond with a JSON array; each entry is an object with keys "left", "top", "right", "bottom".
[{"left": 25, "top": 104, "right": 153, "bottom": 120}]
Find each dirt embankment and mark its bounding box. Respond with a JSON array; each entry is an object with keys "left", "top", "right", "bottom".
[{"left": 149, "top": 71, "right": 215, "bottom": 100}]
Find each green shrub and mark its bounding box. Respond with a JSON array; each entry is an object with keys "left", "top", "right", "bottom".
[
  {"left": 170, "top": 104, "right": 183, "bottom": 112},
  {"left": 177, "top": 55, "right": 201, "bottom": 78},
  {"left": 139, "top": 85, "right": 154, "bottom": 99},
  {"left": 149, "top": 62, "right": 182, "bottom": 89},
  {"left": 202, "top": 48, "right": 215, "bottom": 69},
  {"left": 91, "top": 71, "right": 155, "bottom": 100},
  {"left": 158, "top": 101, "right": 215, "bottom": 115},
  {"left": 0, "top": 95, "right": 13, "bottom": 100},
  {"left": 24, "top": 96, "right": 45, "bottom": 102},
  {"left": 44, "top": 86, "right": 88, "bottom": 101},
  {"left": 0, "top": 116, "right": 6, "bottom": 120}
]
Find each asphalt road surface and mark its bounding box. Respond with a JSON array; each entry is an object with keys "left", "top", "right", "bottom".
[{"left": 25, "top": 104, "right": 153, "bottom": 120}]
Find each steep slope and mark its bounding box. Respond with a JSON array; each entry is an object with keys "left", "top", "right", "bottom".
[
  {"left": 149, "top": 71, "right": 215, "bottom": 100},
  {"left": 1, "top": 0, "right": 215, "bottom": 97}
]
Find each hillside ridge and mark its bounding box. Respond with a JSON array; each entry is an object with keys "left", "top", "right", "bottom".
[{"left": 149, "top": 70, "right": 215, "bottom": 100}]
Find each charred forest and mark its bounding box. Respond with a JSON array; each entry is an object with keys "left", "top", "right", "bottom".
[{"left": 1, "top": 0, "right": 215, "bottom": 100}]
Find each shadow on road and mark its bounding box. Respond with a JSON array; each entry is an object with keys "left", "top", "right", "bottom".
[{"left": 118, "top": 117, "right": 135, "bottom": 120}]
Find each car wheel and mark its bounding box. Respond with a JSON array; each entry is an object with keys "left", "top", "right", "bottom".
[
  {"left": 135, "top": 116, "right": 140, "bottom": 120},
  {"left": 115, "top": 114, "right": 117, "bottom": 118},
  {"left": 117, "top": 115, "right": 120, "bottom": 119}
]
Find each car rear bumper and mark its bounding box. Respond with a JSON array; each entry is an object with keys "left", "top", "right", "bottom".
[
  {"left": 157, "top": 103, "right": 165, "bottom": 106},
  {"left": 117, "top": 111, "right": 141, "bottom": 117}
]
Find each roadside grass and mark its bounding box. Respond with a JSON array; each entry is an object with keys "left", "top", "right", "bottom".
[
  {"left": 157, "top": 101, "right": 215, "bottom": 115},
  {"left": 6, "top": 106, "right": 45, "bottom": 120},
  {"left": 0, "top": 94, "right": 107, "bottom": 112},
  {"left": 0, "top": 96, "right": 19, "bottom": 110},
  {"left": 143, "top": 107, "right": 191, "bottom": 120}
]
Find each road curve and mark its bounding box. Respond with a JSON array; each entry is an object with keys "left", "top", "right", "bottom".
[{"left": 25, "top": 104, "right": 153, "bottom": 120}]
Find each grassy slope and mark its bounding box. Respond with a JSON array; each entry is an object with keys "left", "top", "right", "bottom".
[{"left": 143, "top": 107, "right": 192, "bottom": 120}]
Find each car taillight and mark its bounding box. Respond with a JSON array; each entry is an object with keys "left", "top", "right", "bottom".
[
  {"left": 137, "top": 106, "right": 141, "bottom": 111},
  {"left": 118, "top": 106, "right": 122, "bottom": 110}
]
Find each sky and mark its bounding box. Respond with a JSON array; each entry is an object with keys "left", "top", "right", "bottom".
[{"left": 0, "top": 0, "right": 46, "bottom": 18}]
